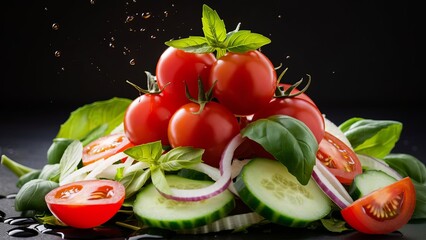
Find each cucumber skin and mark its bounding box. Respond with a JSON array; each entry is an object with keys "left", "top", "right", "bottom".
[
  {"left": 349, "top": 170, "right": 397, "bottom": 200},
  {"left": 234, "top": 158, "right": 331, "bottom": 228},
  {"left": 133, "top": 176, "right": 235, "bottom": 230}
]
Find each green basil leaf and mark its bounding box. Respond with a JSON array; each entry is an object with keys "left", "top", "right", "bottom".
[
  {"left": 16, "top": 170, "right": 41, "bottom": 188},
  {"left": 411, "top": 180, "right": 426, "bottom": 219},
  {"left": 151, "top": 167, "right": 170, "bottom": 195},
  {"left": 339, "top": 118, "right": 402, "bottom": 159},
  {"left": 201, "top": 4, "right": 227, "bottom": 46},
  {"left": 119, "top": 168, "right": 151, "bottom": 199},
  {"left": 320, "top": 218, "right": 351, "bottom": 233},
  {"left": 241, "top": 115, "right": 318, "bottom": 185},
  {"left": 165, "top": 36, "right": 215, "bottom": 53},
  {"left": 15, "top": 179, "right": 59, "bottom": 212},
  {"left": 47, "top": 138, "right": 74, "bottom": 164},
  {"left": 339, "top": 117, "right": 363, "bottom": 133},
  {"left": 80, "top": 123, "right": 109, "bottom": 146},
  {"left": 159, "top": 147, "right": 204, "bottom": 171},
  {"left": 225, "top": 30, "right": 271, "bottom": 53},
  {"left": 59, "top": 140, "right": 83, "bottom": 183},
  {"left": 124, "top": 141, "right": 163, "bottom": 163},
  {"left": 56, "top": 97, "right": 131, "bottom": 140},
  {"left": 39, "top": 164, "right": 60, "bottom": 183},
  {"left": 383, "top": 153, "right": 426, "bottom": 184}
]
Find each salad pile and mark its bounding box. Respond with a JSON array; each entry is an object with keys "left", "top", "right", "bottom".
[{"left": 2, "top": 4, "right": 426, "bottom": 237}]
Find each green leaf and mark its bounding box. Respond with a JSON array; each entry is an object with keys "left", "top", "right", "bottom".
[
  {"left": 16, "top": 170, "right": 41, "bottom": 188},
  {"left": 80, "top": 123, "right": 109, "bottom": 146},
  {"left": 56, "top": 97, "right": 131, "bottom": 140},
  {"left": 158, "top": 147, "right": 204, "bottom": 171},
  {"left": 151, "top": 167, "right": 171, "bottom": 195},
  {"left": 124, "top": 141, "right": 163, "bottom": 163},
  {"left": 320, "top": 218, "right": 351, "bottom": 233},
  {"left": 1, "top": 154, "right": 36, "bottom": 177},
  {"left": 241, "top": 115, "right": 318, "bottom": 185},
  {"left": 165, "top": 36, "right": 215, "bottom": 53},
  {"left": 225, "top": 30, "right": 271, "bottom": 53},
  {"left": 47, "top": 138, "right": 75, "bottom": 164},
  {"left": 383, "top": 153, "right": 426, "bottom": 184},
  {"left": 119, "top": 168, "right": 151, "bottom": 198},
  {"left": 202, "top": 4, "right": 227, "bottom": 46},
  {"left": 411, "top": 180, "right": 426, "bottom": 219},
  {"left": 59, "top": 140, "right": 83, "bottom": 183},
  {"left": 339, "top": 118, "right": 402, "bottom": 159},
  {"left": 15, "top": 179, "right": 59, "bottom": 212},
  {"left": 39, "top": 164, "right": 60, "bottom": 183}
]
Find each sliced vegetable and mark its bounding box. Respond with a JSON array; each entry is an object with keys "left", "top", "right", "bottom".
[
  {"left": 133, "top": 175, "right": 235, "bottom": 230},
  {"left": 316, "top": 131, "right": 362, "bottom": 185},
  {"left": 357, "top": 154, "right": 402, "bottom": 180},
  {"left": 341, "top": 177, "right": 416, "bottom": 234},
  {"left": 235, "top": 158, "right": 332, "bottom": 228},
  {"left": 45, "top": 179, "right": 125, "bottom": 229},
  {"left": 349, "top": 170, "right": 397, "bottom": 200},
  {"left": 312, "top": 159, "right": 353, "bottom": 209}
]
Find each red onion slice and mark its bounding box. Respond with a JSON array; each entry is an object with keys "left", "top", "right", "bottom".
[
  {"left": 159, "top": 134, "right": 244, "bottom": 201},
  {"left": 312, "top": 159, "right": 353, "bottom": 209}
]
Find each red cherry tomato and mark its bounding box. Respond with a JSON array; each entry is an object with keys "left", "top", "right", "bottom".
[
  {"left": 45, "top": 180, "right": 125, "bottom": 229},
  {"left": 252, "top": 97, "right": 325, "bottom": 144},
  {"left": 341, "top": 177, "right": 416, "bottom": 234},
  {"left": 82, "top": 132, "right": 133, "bottom": 166},
  {"left": 168, "top": 102, "right": 240, "bottom": 168},
  {"left": 156, "top": 47, "right": 216, "bottom": 106},
  {"left": 209, "top": 50, "right": 277, "bottom": 116},
  {"left": 316, "top": 131, "right": 362, "bottom": 185},
  {"left": 124, "top": 93, "right": 181, "bottom": 146}
]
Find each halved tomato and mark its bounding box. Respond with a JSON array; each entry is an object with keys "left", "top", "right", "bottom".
[
  {"left": 45, "top": 180, "right": 125, "bottom": 229},
  {"left": 82, "top": 132, "right": 134, "bottom": 166},
  {"left": 341, "top": 177, "right": 416, "bottom": 234},
  {"left": 316, "top": 131, "right": 362, "bottom": 185}
]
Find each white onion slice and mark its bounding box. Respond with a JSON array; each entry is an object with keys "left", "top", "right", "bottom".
[
  {"left": 312, "top": 159, "right": 353, "bottom": 209},
  {"left": 159, "top": 134, "right": 244, "bottom": 201},
  {"left": 178, "top": 212, "right": 265, "bottom": 234},
  {"left": 85, "top": 152, "right": 128, "bottom": 180},
  {"left": 323, "top": 115, "right": 352, "bottom": 148}
]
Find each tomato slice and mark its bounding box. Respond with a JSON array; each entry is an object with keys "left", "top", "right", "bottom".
[
  {"left": 45, "top": 180, "right": 125, "bottom": 229},
  {"left": 341, "top": 177, "right": 416, "bottom": 234},
  {"left": 316, "top": 131, "right": 362, "bottom": 185},
  {"left": 82, "top": 132, "right": 134, "bottom": 166}
]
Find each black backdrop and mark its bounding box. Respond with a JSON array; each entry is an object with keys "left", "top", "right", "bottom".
[{"left": 1, "top": 0, "right": 424, "bottom": 161}]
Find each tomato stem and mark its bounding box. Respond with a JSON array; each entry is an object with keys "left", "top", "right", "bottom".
[{"left": 274, "top": 68, "right": 311, "bottom": 98}]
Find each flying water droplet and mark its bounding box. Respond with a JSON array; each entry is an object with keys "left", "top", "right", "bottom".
[
  {"left": 54, "top": 51, "right": 61, "bottom": 57},
  {"left": 142, "top": 12, "right": 151, "bottom": 19},
  {"left": 52, "top": 23, "right": 59, "bottom": 30},
  {"left": 129, "top": 59, "right": 136, "bottom": 65}
]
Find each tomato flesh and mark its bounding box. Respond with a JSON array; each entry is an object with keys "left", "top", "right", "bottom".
[
  {"left": 82, "top": 132, "right": 133, "bottom": 166},
  {"left": 45, "top": 180, "right": 125, "bottom": 229},
  {"left": 341, "top": 177, "right": 416, "bottom": 234},
  {"left": 316, "top": 131, "right": 362, "bottom": 185}
]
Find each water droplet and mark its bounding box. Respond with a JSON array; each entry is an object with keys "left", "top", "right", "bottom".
[
  {"left": 142, "top": 12, "right": 151, "bottom": 19},
  {"left": 140, "top": 28, "right": 146, "bottom": 32},
  {"left": 8, "top": 227, "right": 38, "bottom": 238},
  {"left": 6, "top": 193, "right": 17, "bottom": 199},
  {"left": 4, "top": 217, "right": 37, "bottom": 225},
  {"left": 129, "top": 59, "right": 136, "bottom": 65},
  {"left": 52, "top": 23, "right": 59, "bottom": 30},
  {"left": 125, "top": 16, "right": 134, "bottom": 23},
  {"left": 90, "top": 0, "right": 95, "bottom": 5},
  {"left": 150, "top": 35, "right": 156, "bottom": 39},
  {"left": 109, "top": 43, "right": 115, "bottom": 48},
  {"left": 278, "top": 15, "right": 282, "bottom": 19},
  {"left": 286, "top": 55, "right": 291, "bottom": 59},
  {"left": 54, "top": 51, "right": 61, "bottom": 57},
  {"left": 164, "top": 11, "right": 169, "bottom": 17}
]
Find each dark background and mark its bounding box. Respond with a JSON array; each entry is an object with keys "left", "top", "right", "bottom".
[{"left": 1, "top": 0, "right": 424, "bottom": 161}]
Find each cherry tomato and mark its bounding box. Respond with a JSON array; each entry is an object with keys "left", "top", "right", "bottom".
[
  {"left": 124, "top": 93, "right": 181, "bottom": 146},
  {"left": 168, "top": 102, "right": 240, "bottom": 168},
  {"left": 45, "top": 180, "right": 125, "bottom": 229},
  {"left": 156, "top": 47, "right": 216, "bottom": 106},
  {"left": 252, "top": 97, "right": 325, "bottom": 143},
  {"left": 209, "top": 50, "right": 277, "bottom": 116},
  {"left": 82, "top": 132, "right": 133, "bottom": 166},
  {"left": 341, "top": 177, "right": 416, "bottom": 234},
  {"left": 316, "top": 131, "right": 362, "bottom": 185}
]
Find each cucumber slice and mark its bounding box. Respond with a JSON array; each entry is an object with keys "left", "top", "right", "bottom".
[
  {"left": 133, "top": 175, "right": 235, "bottom": 230},
  {"left": 234, "top": 158, "right": 332, "bottom": 227},
  {"left": 357, "top": 154, "right": 402, "bottom": 180},
  {"left": 349, "top": 169, "right": 397, "bottom": 200}
]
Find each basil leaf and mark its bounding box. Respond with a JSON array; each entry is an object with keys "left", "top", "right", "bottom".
[
  {"left": 80, "top": 123, "right": 109, "bottom": 146},
  {"left": 383, "top": 153, "right": 426, "bottom": 184},
  {"left": 159, "top": 147, "right": 204, "bottom": 171},
  {"left": 241, "top": 115, "right": 318, "bottom": 185},
  {"left": 15, "top": 179, "right": 58, "bottom": 212},
  {"left": 225, "top": 30, "right": 271, "bottom": 53},
  {"left": 411, "top": 180, "right": 426, "bottom": 219},
  {"left": 151, "top": 167, "right": 170, "bottom": 195},
  {"left": 16, "top": 170, "right": 41, "bottom": 188},
  {"left": 165, "top": 36, "right": 215, "bottom": 53},
  {"left": 339, "top": 118, "right": 402, "bottom": 158},
  {"left": 320, "top": 218, "right": 351, "bottom": 233},
  {"left": 124, "top": 141, "right": 163, "bottom": 163},
  {"left": 39, "top": 164, "right": 60, "bottom": 183},
  {"left": 56, "top": 97, "right": 131, "bottom": 140},
  {"left": 59, "top": 140, "right": 83, "bottom": 183},
  {"left": 119, "top": 168, "right": 151, "bottom": 198},
  {"left": 201, "top": 4, "right": 227, "bottom": 46},
  {"left": 47, "top": 138, "right": 74, "bottom": 164}
]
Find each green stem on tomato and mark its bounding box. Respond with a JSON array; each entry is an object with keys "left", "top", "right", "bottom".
[{"left": 1, "top": 154, "right": 36, "bottom": 177}]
